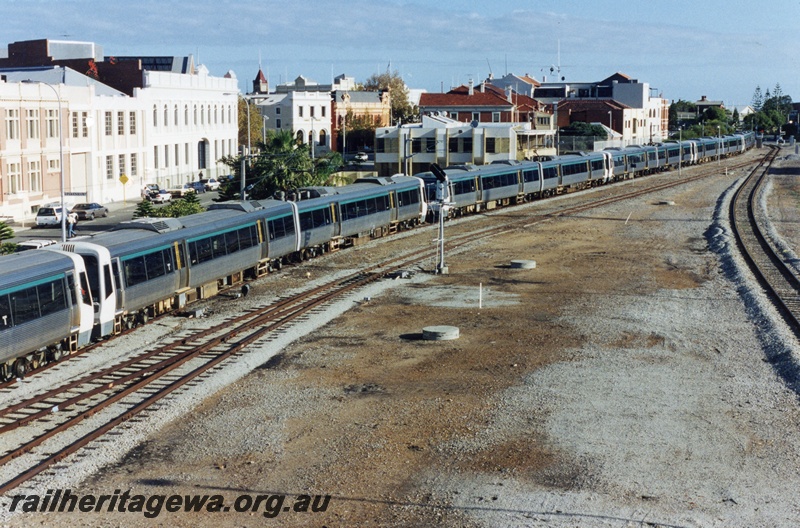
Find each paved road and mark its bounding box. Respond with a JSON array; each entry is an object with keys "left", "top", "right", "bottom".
[{"left": 9, "top": 192, "right": 221, "bottom": 244}]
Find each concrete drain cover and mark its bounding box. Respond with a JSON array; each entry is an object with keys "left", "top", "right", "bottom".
[
  {"left": 510, "top": 260, "right": 537, "bottom": 269},
  {"left": 422, "top": 325, "right": 460, "bottom": 341}
]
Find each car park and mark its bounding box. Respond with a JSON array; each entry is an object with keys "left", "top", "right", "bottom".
[
  {"left": 200, "top": 178, "right": 221, "bottom": 191},
  {"left": 71, "top": 202, "right": 109, "bottom": 220}
]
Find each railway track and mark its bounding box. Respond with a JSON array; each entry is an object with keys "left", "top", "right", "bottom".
[
  {"left": 0, "top": 148, "right": 766, "bottom": 496},
  {"left": 729, "top": 146, "right": 800, "bottom": 335}
]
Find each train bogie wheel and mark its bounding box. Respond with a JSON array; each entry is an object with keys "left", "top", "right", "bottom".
[
  {"left": 13, "top": 359, "right": 30, "bottom": 379},
  {"left": 48, "top": 346, "right": 65, "bottom": 363}
]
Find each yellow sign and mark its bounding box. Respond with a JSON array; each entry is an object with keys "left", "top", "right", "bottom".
[{"left": 119, "top": 174, "right": 129, "bottom": 185}]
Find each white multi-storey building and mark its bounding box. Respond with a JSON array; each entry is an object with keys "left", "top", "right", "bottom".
[{"left": 0, "top": 50, "right": 237, "bottom": 223}]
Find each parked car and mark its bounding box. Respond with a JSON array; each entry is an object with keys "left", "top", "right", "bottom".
[
  {"left": 168, "top": 183, "right": 196, "bottom": 198},
  {"left": 149, "top": 190, "right": 172, "bottom": 203},
  {"left": 199, "top": 177, "right": 221, "bottom": 191},
  {"left": 35, "top": 203, "right": 76, "bottom": 227},
  {"left": 189, "top": 181, "right": 206, "bottom": 194},
  {"left": 354, "top": 152, "right": 369, "bottom": 163},
  {"left": 13, "top": 239, "right": 57, "bottom": 252},
  {"left": 71, "top": 202, "right": 108, "bottom": 220},
  {"left": 142, "top": 183, "right": 160, "bottom": 200}
]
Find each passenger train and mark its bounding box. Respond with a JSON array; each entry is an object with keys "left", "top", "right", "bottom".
[{"left": 0, "top": 132, "right": 756, "bottom": 381}]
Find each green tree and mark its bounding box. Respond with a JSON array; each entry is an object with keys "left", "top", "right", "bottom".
[
  {"left": 0, "top": 221, "right": 16, "bottom": 255},
  {"left": 752, "top": 86, "right": 763, "bottom": 111},
  {"left": 238, "top": 97, "right": 265, "bottom": 153},
  {"left": 154, "top": 195, "right": 204, "bottom": 218},
  {"left": 559, "top": 121, "right": 608, "bottom": 138},
  {"left": 363, "top": 70, "right": 416, "bottom": 124},
  {"left": 219, "top": 129, "right": 335, "bottom": 200},
  {"left": 133, "top": 199, "right": 156, "bottom": 219}
]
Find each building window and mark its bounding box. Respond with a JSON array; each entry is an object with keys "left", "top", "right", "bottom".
[
  {"left": 28, "top": 160, "right": 41, "bottom": 192},
  {"left": 449, "top": 137, "right": 458, "bottom": 151},
  {"left": 106, "top": 155, "right": 113, "bottom": 180},
  {"left": 131, "top": 153, "right": 137, "bottom": 176},
  {"left": 201, "top": 105, "right": 205, "bottom": 125},
  {"left": 174, "top": 105, "right": 179, "bottom": 127},
  {"left": 153, "top": 105, "right": 158, "bottom": 127},
  {"left": 486, "top": 137, "right": 496, "bottom": 154},
  {"left": 276, "top": 118, "right": 281, "bottom": 129},
  {"left": 463, "top": 137, "right": 472, "bottom": 152},
  {"left": 449, "top": 112, "right": 458, "bottom": 120},
  {"left": 164, "top": 105, "right": 169, "bottom": 127},
  {"left": 194, "top": 105, "right": 198, "bottom": 125},
  {"left": 164, "top": 145, "right": 169, "bottom": 167},
  {"left": 426, "top": 137, "right": 436, "bottom": 153},
  {"left": 154, "top": 146, "right": 159, "bottom": 169},
  {"left": 6, "top": 109, "right": 19, "bottom": 140},
  {"left": 310, "top": 106, "right": 315, "bottom": 118},
  {"left": 185, "top": 105, "right": 189, "bottom": 126},
  {"left": 298, "top": 106, "right": 304, "bottom": 118},
  {"left": 48, "top": 158, "right": 59, "bottom": 173},
  {"left": 81, "top": 112, "right": 88, "bottom": 137},
  {"left": 105, "top": 111, "right": 112, "bottom": 136},
  {"left": 376, "top": 138, "right": 385, "bottom": 153},
  {"left": 175, "top": 144, "right": 180, "bottom": 166},
  {"left": 117, "top": 111, "right": 125, "bottom": 135},
  {"left": 321, "top": 106, "right": 326, "bottom": 118},
  {"left": 46, "top": 109, "right": 58, "bottom": 139},
  {"left": 276, "top": 107, "right": 281, "bottom": 115},
  {"left": 26, "top": 109, "right": 40, "bottom": 140},
  {"left": 72, "top": 112, "right": 79, "bottom": 138},
  {"left": 472, "top": 112, "right": 480, "bottom": 122},
  {"left": 7, "top": 162, "right": 21, "bottom": 193},
  {"left": 185, "top": 143, "right": 189, "bottom": 164},
  {"left": 129, "top": 112, "right": 137, "bottom": 135},
  {"left": 118, "top": 154, "right": 126, "bottom": 176},
  {"left": 492, "top": 112, "right": 501, "bottom": 123}
]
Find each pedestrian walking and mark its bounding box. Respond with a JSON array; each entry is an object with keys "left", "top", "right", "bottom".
[{"left": 67, "top": 214, "right": 76, "bottom": 238}]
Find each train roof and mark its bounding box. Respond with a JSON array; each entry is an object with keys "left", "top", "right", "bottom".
[
  {"left": 0, "top": 250, "right": 78, "bottom": 294},
  {"left": 296, "top": 175, "right": 421, "bottom": 201}
]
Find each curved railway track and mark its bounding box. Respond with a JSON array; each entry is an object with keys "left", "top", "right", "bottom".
[
  {"left": 0, "top": 148, "right": 766, "bottom": 495},
  {"left": 729, "top": 146, "right": 800, "bottom": 335}
]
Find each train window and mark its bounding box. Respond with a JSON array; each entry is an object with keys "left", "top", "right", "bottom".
[
  {"left": 38, "top": 280, "right": 66, "bottom": 317},
  {"left": 225, "top": 230, "right": 240, "bottom": 254},
  {"left": 84, "top": 255, "right": 101, "bottom": 300},
  {"left": 11, "top": 286, "right": 40, "bottom": 325},
  {"left": 591, "top": 160, "right": 604, "bottom": 171},
  {"left": 299, "top": 212, "right": 313, "bottom": 231},
  {"left": 268, "top": 216, "right": 293, "bottom": 240},
  {"left": 453, "top": 179, "right": 475, "bottom": 195},
  {"left": 124, "top": 256, "right": 148, "bottom": 287},
  {"left": 211, "top": 234, "right": 226, "bottom": 258},
  {"left": 543, "top": 167, "right": 558, "bottom": 180},
  {"left": 144, "top": 251, "right": 166, "bottom": 279},
  {"left": 67, "top": 273, "right": 78, "bottom": 306},
  {"left": 240, "top": 225, "right": 258, "bottom": 249},
  {"left": 523, "top": 169, "right": 539, "bottom": 182},
  {"left": 104, "top": 265, "right": 114, "bottom": 297},
  {"left": 313, "top": 208, "right": 328, "bottom": 227},
  {"left": 80, "top": 273, "right": 91, "bottom": 305},
  {"left": 0, "top": 294, "right": 10, "bottom": 329},
  {"left": 195, "top": 238, "right": 214, "bottom": 263}
]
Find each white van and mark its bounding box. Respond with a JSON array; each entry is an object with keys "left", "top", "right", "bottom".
[{"left": 35, "top": 203, "right": 76, "bottom": 227}]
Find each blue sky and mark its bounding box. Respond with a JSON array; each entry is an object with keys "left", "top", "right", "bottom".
[{"left": 4, "top": 0, "right": 799, "bottom": 107}]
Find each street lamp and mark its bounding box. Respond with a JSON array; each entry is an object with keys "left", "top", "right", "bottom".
[{"left": 24, "top": 79, "right": 66, "bottom": 242}]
